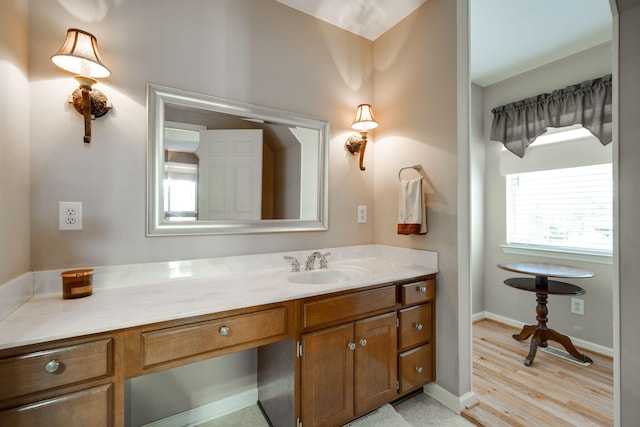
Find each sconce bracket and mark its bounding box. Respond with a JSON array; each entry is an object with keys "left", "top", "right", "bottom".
[
  {"left": 70, "top": 87, "right": 111, "bottom": 118},
  {"left": 345, "top": 134, "right": 362, "bottom": 154}
]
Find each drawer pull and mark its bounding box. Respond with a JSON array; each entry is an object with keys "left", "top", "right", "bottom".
[
  {"left": 218, "top": 326, "right": 230, "bottom": 336},
  {"left": 44, "top": 359, "right": 61, "bottom": 373},
  {"left": 416, "top": 285, "right": 427, "bottom": 293},
  {"left": 416, "top": 365, "right": 423, "bottom": 374},
  {"left": 348, "top": 342, "right": 356, "bottom": 351},
  {"left": 414, "top": 322, "right": 423, "bottom": 331},
  {"left": 359, "top": 338, "right": 367, "bottom": 347}
]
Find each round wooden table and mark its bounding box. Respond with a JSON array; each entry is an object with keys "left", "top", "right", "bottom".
[{"left": 497, "top": 262, "right": 594, "bottom": 366}]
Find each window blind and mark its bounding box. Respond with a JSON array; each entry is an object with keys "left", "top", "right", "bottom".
[{"left": 506, "top": 163, "right": 613, "bottom": 253}]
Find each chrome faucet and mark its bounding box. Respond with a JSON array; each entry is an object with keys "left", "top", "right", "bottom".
[
  {"left": 305, "top": 252, "right": 322, "bottom": 270},
  {"left": 305, "top": 251, "right": 331, "bottom": 270}
]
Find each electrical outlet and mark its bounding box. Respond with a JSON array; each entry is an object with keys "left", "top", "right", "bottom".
[
  {"left": 59, "top": 202, "right": 83, "bottom": 230},
  {"left": 571, "top": 297, "right": 584, "bottom": 315},
  {"left": 357, "top": 206, "right": 367, "bottom": 223}
]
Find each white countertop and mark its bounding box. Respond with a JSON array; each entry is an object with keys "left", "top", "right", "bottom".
[{"left": 0, "top": 245, "right": 437, "bottom": 350}]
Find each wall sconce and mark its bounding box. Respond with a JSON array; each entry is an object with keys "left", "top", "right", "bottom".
[
  {"left": 345, "top": 104, "right": 378, "bottom": 171},
  {"left": 51, "top": 28, "right": 111, "bottom": 144}
]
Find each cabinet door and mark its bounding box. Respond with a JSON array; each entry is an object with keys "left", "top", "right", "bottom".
[
  {"left": 301, "top": 323, "right": 354, "bottom": 427},
  {"left": 354, "top": 312, "right": 398, "bottom": 415}
]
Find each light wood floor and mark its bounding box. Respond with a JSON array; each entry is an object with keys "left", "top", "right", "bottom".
[{"left": 461, "top": 319, "right": 613, "bottom": 427}]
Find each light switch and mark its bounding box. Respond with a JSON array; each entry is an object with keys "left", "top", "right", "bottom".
[{"left": 357, "top": 206, "right": 367, "bottom": 223}]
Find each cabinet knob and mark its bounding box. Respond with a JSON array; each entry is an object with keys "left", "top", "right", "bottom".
[
  {"left": 416, "top": 365, "right": 423, "bottom": 374},
  {"left": 359, "top": 338, "right": 367, "bottom": 347},
  {"left": 44, "top": 359, "right": 61, "bottom": 373},
  {"left": 414, "top": 322, "right": 423, "bottom": 331},
  {"left": 417, "top": 285, "right": 427, "bottom": 293},
  {"left": 219, "top": 326, "right": 230, "bottom": 336},
  {"left": 348, "top": 342, "right": 356, "bottom": 351}
]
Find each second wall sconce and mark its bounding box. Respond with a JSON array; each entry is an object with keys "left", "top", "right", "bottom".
[
  {"left": 345, "top": 104, "right": 378, "bottom": 171},
  {"left": 51, "top": 28, "right": 111, "bottom": 144}
]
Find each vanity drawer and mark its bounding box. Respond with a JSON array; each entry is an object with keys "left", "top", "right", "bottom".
[
  {"left": 400, "top": 278, "right": 435, "bottom": 306},
  {"left": 398, "top": 344, "right": 433, "bottom": 394},
  {"left": 0, "top": 338, "right": 113, "bottom": 401},
  {"left": 302, "top": 286, "right": 396, "bottom": 329},
  {"left": 0, "top": 384, "right": 112, "bottom": 427},
  {"left": 398, "top": 303, "right": 432, "bottom": 350},
  {"left": 141, "top": 306, "right": 288, "bottom": 367}
]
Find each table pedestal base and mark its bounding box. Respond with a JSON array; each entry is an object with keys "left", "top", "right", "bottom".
[{"left": 513, "top": 292, "right": 593, "bottom": 366}]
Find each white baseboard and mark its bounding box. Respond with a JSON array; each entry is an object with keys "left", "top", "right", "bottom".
[
  {"left": 422, "top": 383, "right": 476, "bottom": 414},
  {"left": 471, "top": 310, "right": 487, "bottom": 322},
  {"left": 143, "top": 388, "right": 258, "bottom": 427},
  {"left": 475, "top": 311, "right": 614, "bottom": 357}
]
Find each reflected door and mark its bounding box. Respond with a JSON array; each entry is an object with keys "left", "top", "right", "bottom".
[{"left": 196, "top": 129, "right": 263, "bottom": 220}]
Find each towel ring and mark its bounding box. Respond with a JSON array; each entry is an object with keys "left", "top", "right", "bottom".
[{"left": 398, "top": 164, "right": 423, "bottom": 181}]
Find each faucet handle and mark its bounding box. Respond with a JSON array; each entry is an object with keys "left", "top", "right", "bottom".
[
  {"left": 284, "top": 256, "right": 300, "bottom": 272},
  {"left": 319, "top": 252, "right": 331, "bottom": 269}
]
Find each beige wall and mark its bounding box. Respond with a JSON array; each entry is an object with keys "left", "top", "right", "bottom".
[
  {"left": 27, "top": 0, "right": 375, "bottom": 271},
  {"left": 616, "top": 0, "right": 640, "bottom": 423},
  {"left": 373, "top": 0, "right": 467, "bottom": 396},
  {"left": 0, "top": 0, "right": 30, "bottom": 285},
  {"left": 24, "top": 0, "right": 376, "bottom": 422},
  {"left": 482, "top": 43, "right": 614, "bottom": 347}
]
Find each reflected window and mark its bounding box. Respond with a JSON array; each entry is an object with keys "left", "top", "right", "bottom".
[{"left": 164, "top": 161, "right": 198, "bottom": 221}]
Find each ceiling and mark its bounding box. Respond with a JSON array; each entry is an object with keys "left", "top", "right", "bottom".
[
  {"left": 276, "top": 0, "right": 613, "bottom": 87},
  {"left": 276, "top": 0, "right": 428, "bottom": 41}
]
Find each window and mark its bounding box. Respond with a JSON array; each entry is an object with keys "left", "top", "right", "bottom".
[
  {"left": 506, "top": 163, "right": 613, "bottom": 254},
  {"left": 164, "top": 162, "right": 198, "bottom": 221}
]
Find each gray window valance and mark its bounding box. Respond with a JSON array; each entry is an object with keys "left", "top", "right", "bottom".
[{"left": 490, "top": 74, "right": 612, "bottom": 157}]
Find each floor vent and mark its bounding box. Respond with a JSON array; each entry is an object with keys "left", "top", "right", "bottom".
[{"left": 541, "top": 346, "right": 592, "bottom": 366}]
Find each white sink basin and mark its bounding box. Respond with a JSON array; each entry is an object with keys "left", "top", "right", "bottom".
[{"left": 283, "top": 266, "right": 369, "bottom": 285}]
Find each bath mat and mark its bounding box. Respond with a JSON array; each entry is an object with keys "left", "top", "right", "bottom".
[{"left": 342, "top": 404, "right": 412, "bottom": 427}]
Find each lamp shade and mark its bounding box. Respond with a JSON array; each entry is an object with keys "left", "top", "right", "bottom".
[
  {"left": 51, "top": 28, "right": 111, "bottom": 78},
  {"left": 351, "top": 104, "right": 379, "bottom": 132}
]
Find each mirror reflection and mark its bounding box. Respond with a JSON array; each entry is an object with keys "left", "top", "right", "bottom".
[{"left": 147, "top": 84, "right": 328, "bottom": 235}]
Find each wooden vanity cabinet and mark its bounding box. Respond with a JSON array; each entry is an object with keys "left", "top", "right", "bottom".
[
  {"left": 397, "top": 276, "right": 436, "bottom": 393},
  {"left": 298, "top": 275, "right": 436, "bottom": 427},
  {"left": 299, "top": 284, "right": 402, "bottom": 427},
  {"left": 0, "top": 274, "right": 435, "bottom": 427},
  {"left": 300, "top": 311, "right": 397, "bottom": 427},
  {"left": 0, "top": 333, "right": 124, "bottom": 427}
]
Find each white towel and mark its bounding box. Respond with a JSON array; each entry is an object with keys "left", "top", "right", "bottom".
[{"left": 397, "top": 177, "right": 427, "bottom": 235}]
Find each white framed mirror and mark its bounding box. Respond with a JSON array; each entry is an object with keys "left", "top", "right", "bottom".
[{"left": 147, "top": 84, "right": 329, "bottom": 235}]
